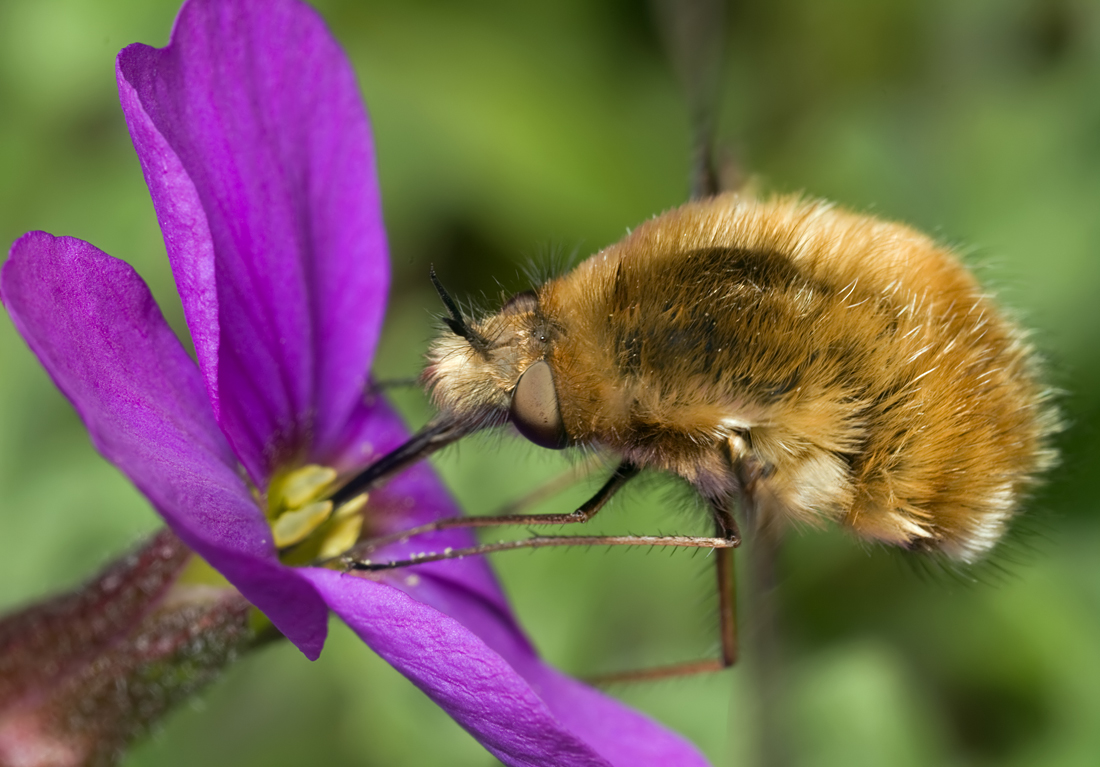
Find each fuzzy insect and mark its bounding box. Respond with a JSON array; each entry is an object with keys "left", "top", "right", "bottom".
[
  {"left": 325, "top": 191, "right": 1057, "bottom": 674},
  {"left": 404, "top": 192, "right": 1056, "bottom": 562}
]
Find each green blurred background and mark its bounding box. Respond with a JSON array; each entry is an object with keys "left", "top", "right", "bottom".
[{"left": 2, "top": 0, "right": 1099, "bottom": 765}]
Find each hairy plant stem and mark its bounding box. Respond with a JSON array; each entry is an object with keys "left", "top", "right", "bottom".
[{"left": 0, "top": 529, "right": 265, "bottom": 767}]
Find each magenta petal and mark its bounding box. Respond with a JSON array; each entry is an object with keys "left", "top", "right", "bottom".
[
  {"left": 390, "top": 572, "right": 712, "bottom": 767},
  {"left": 116, "top": 0, "right": 388, "bottom": 484},
  {"left": 307, "top": 571, "right": 610, "bottom": 767},
  {"left": 1, "top": 233, "right": 328, "bottom": 658},
  {"left": 308, "top": 570, "right": 709, "bottom": 767}
]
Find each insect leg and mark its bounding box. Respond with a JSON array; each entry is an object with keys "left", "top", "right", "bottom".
[
  {"left": 584, "top": 497, "right": 740, "bottom": 684},
  {"left": 711, "top": 496, "right": 740, "bottom": 668},
  {"left": 343, "top": 461, "right": 642, "bottom": 560},
  {"left": 339, "top": 462, "right": 743, "bottom": 572},
  {"left": 651, "top": 0, "right": 727, "bottom": 199},
  {"left": 346, "top": 532, "right": 736, "bottom": 572}
]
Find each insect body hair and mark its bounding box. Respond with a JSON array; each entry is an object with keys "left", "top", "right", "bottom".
[{"left": 424, "top": 193, "right": 1058, "bottom": 563}]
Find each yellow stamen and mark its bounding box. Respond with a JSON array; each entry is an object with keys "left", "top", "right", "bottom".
[
  {"left": 333, "top": 492, "right": 368, "bottom": 520},
  {"left": 272, "top": 500, "right": 334, "bottom": 548},
  {"left": 318, "top": 514, "right": 364, "bottom": 560},
  {"left": 275, "top": 465, "right": 338, "bottom": 510}
]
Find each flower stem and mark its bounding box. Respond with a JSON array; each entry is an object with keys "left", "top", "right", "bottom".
[{"left": 0, "top": 529, "right": 262, "bottom": 767}]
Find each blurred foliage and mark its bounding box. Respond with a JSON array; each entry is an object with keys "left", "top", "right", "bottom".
[{"left": 1, "top": 0, "right": 1099, "bottom": 765}]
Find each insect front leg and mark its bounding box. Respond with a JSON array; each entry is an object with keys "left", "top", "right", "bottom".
[
  {"left": 340, "top": 461, "right": 737, "bottom": 572},
  {"left": 337, "top": 461, "right": 641, "bottom": 570}
]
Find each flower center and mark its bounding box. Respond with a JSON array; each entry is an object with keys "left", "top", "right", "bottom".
[{"left": 265, "top": 464, "right": 368, "bottom": 566}]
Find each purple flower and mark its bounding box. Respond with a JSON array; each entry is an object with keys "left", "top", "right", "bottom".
[{"left": 0, "top": 0, "right": 709, "bottom": 765}]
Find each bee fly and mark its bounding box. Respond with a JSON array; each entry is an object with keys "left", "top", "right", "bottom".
[
  {"left": 324, "top": 1, "right": 1058, "bottom": 677},
  {"left": 326, "top": 190, "right": 1057, "bottom": 674}
]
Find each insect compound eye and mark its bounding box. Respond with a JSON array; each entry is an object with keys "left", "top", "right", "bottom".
[{"left": 509, "top": 360, "right": 570, "bottom": 450}]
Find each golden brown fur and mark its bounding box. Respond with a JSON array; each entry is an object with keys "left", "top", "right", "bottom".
[{"left": 426, "top": 194, "right": 1058, "bottom": 562}]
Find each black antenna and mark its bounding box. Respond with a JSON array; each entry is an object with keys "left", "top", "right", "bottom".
[{"left": 430, "top": 265, "right": 490, "bottom": 354}]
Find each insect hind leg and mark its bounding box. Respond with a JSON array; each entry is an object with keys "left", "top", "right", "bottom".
[{"left": 588, "top": 494, "right": 740, "bottom": 684}]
